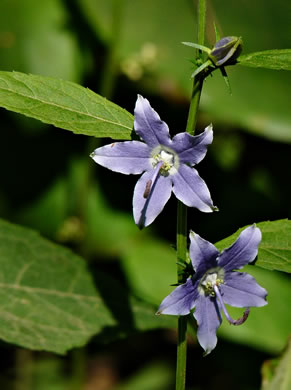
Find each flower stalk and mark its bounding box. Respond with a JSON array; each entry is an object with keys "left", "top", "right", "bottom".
[{"left": 175, "top": 1, "right": 207, "bottom": 389}]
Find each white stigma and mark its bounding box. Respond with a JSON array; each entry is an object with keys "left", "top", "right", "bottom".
[
  {"left": 198, "top": 267, "right": 224, "bottom": 297},
  {"left": 160, "top": 150, "right": 174, "bottom": 165},
  {"left": 150, "top": 146, "right": 179, "bottom": 175}
]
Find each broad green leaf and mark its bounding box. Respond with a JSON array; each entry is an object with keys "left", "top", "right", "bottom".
[
  {"left": 0, "top": 0, "right": 83, "bottom": 82},
  {"left": 0, "top": 71, "right": 133, "bottom": 139},
  {"left": 0, "top": 219, "right": 173, "bottom": 353},
  {"left": 238, "top": 49, "right": 291, "bottom": 70},
  {"left": 215, "top": 220, "right": 291, "bottom": 273},
  {"left": 261, "top": 338, "right": 291, "bottom": 390}
]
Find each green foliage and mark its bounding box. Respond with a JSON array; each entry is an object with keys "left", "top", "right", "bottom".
[
  {"left": 0, "top": 0, "right": 83, "bottom": 81},
  {"left": 0, "top": 71, "right": 133, "bottom": 139},
  {"left": 113, "top": 361, "right": 174, "bottom": 390},
  {"left": 215, "top": 220, "right": 291, "bottom": 273},
  {"left": 78, "top": 0, "right": 291, "bottom": 143},
  {"left": 121, "top": 236, "right": 177, "bottom": 306},
  {"left": 261, "top": 338, "right": 291, "bottom": 390},
  {"left": 238, "top": 49, "right": 291, "bottom": 70},
  {"left": 218, "top": 265, "right": 291, "bottom": 353},
  {"left": 0, "top": 218, "right": 173, "bottom": 353}
]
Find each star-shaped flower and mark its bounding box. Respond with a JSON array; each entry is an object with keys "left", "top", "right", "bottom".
[
  {"left": 157, "top": 225, "right": 267, "bottom": 355},
  {"left": 91, "top": 95, "right": 217, "bottom": 228}
]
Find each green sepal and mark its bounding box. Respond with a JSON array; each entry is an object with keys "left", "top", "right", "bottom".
[
  {"left": 220, "top": 66, "right": 232, "bottom": 94},
  {"left": 213, "top": 22, "right": 221, "bottom": 42},
  {"left": 191, "top": 59, "right": 212, "bottom": 78},
  {"left": 182, "top": 41, "right": 211, "bottom": 54}
]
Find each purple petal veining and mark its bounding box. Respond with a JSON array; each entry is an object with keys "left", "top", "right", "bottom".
[{"left": 91, "top": 95, "right": 216, "bottom": 228}]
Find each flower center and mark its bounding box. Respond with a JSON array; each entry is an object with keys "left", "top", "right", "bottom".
[
  {"left": 150, "top": 146, "right": 179, "bottom": 176},
  {"left": 198, "top": 267, "right": 224, "bottom": 297},
  {"left": 199, "top": 267, "right": 250, "bottom": 326}
]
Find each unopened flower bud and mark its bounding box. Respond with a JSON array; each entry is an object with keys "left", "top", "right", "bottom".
[{"left": 209, "top": 36, "right": 242, "bottom": 66}]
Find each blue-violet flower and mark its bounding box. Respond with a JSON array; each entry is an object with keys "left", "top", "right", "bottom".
[
  {"left": 157, "top": 225, "right": 267, "bottom": 355},
  {"left": 91, "top": 95, "right": 217, "bottom": 228}
]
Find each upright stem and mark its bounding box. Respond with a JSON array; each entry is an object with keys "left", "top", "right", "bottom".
[
  {"left": 99, "top": 0, "right": 123, "bottom": 98},
  {"left": 175, "top": 1, "right": 206, "bottom": 389}
]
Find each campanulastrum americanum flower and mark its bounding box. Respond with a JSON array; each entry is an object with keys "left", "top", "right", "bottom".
[
  {"left": 157, "top": 225, "right": 267, "bottom": 355},
  {"left": 91, "top": 95, "right": 217, "bottom": 228}
]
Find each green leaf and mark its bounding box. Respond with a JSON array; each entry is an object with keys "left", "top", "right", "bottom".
[
  {"left": 0, "top": 0, "right": 83, "bottom": 82},
  {"left": 215, "top": 219, "right": 291, "bottom": 273},
  {"left": 0, "top": 71, "right": 133, "bottom": 139},
  {"left": 0, "top": 219, "right": 172, "bottom": 353},
  {"left": 261, "top": 338, "right": 291, "bottom": 390},
  {"left": 238, "top": 49, "right": 291, "bottom": 70}
]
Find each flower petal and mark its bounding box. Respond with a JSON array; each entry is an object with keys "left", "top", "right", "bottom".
[
  {"left": 134, "top": 95, "right": 171, "bottom": 148},
  {"left": 157, "top": 278, "right": 198, "bottom": 316},
  {"left": 217, "top": 225, "right": 261, "bottom": 271},
  {"left": 133, "top": 169, "right": 172, "bottom": 228},
  {"left": 189, "top": 231, "right": 219, "bottom": 273},
  {"left": 91, "top": 141, "right": 151, "bottom": 174},
  {"left": 172, "top": 164, "right": 216, "bottom": 212},
  {"left": 172, "top": 124, "right": 213, "bottom": 165},
  {"left": 193, "top": 295, "right": 222, "bottom": 355},
  {"left": 220, "top": 271, "right": 268, "bottom": 307}
]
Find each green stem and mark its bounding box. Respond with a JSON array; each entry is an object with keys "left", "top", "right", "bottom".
[
  {"left": 99, "top": 0, "right": 123, "bottom": 98},
  {"left": 197, "top": 0, "right": 207, "bottom": 47},
  {"left": 185, "top": 75, "right": 203, "bottom": 135},
  {"left": 175, "top": 1, "right": 207, "bottom": 389}
]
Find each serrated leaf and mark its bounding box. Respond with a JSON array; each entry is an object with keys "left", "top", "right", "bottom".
[
  {"left": 0, "top": 219, "right": 172, "bottom": 354},
  {"left": 215, "top": 219, "right": 291, "bottom": 273},
  {"left": 0, "top": 71, "right": 133, "bottom": 139},
  {"left": 238, "top": 49, "right": 291, "bottom": 70}
]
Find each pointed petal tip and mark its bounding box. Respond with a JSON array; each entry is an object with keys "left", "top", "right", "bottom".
[
  {"left": 189, "top": 230, "right": 199, "bottom": 241},
  {"left": 199, "top": 204, "right": 218, "bottom": 213},
  {"left": 189, "top": 230, "right": 203, "bottom": 245},
  {"left": 137, "top": 220, "right": 145, "bottom": 230},
  {"left": 203, "top": 348, "right": 213, "bottom": 357},
  {"left": 245, "top": 224, "right": 262, "bottom": 242},
  {"left": 261, "top": 289, "right": 268, "bottom": 306},
  {"left": 205, "top": 123, "right": 213, "bottom": 132}
]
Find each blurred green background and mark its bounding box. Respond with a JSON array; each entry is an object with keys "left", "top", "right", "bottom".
[{"left": 0, "top": 0, "right": 290, "bottom": 389}]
